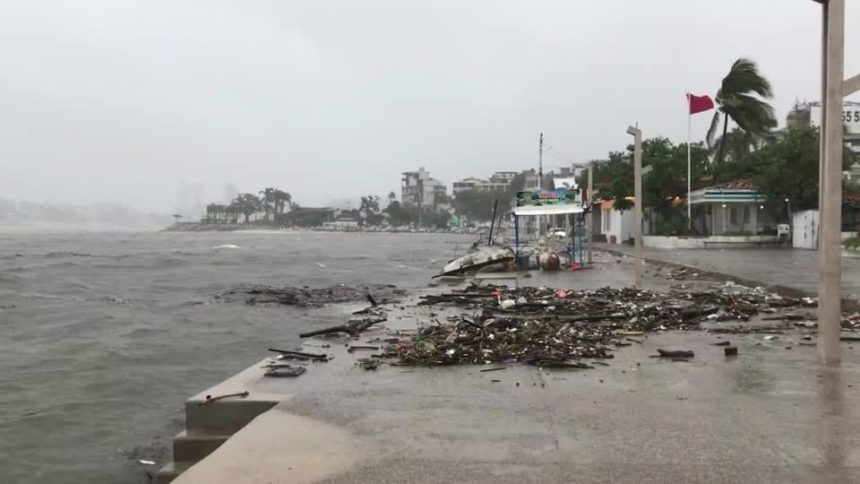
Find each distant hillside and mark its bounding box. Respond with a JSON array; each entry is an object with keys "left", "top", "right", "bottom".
[{"left": 0, "top": 199, "right": 173, "bottom": 231}]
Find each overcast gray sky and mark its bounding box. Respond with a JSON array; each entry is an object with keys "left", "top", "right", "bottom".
[{"left": 1, "top": 0, "right": 858, "bottom": 211}]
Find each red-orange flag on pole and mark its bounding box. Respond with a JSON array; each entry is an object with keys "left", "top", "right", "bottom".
[{"left": 687, "top": 94, "right": 714, "bottom": 114}]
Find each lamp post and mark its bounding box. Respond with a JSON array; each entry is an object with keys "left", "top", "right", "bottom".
[
  {"left": 587, "top": 164, "right": 594, "bottom": 265},
  {"left": 628, "top": 125, "right": 644, "bottom": 289}
]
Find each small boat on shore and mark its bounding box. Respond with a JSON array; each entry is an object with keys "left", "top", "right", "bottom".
[{"left": 434, "top": 245, "right": 515, "bottom": 278}]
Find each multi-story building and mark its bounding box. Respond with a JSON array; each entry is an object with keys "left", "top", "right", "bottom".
[
  {"left": 452, "top": 177, "right": 484, "bottom": 196},
  {"left": 402, "top": 168, "right": 446, "bottom": 207},
  {"left": 786, "top": 101, "right": 860, "bottom": 162}
]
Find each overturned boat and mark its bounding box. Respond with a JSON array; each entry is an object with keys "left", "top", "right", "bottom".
[{"left": 434, "top": 245, "right": 515, "bottom": 278}]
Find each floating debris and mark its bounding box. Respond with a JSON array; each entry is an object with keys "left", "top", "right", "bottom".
[{"left": 217, "top": 284, "right": 405, "bottom": 306}]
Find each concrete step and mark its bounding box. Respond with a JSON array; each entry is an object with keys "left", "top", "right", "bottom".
[
  {"left": 155, "top": 461, "right": 194, "bottom": 484},
  {"left": 185, "top": 398, "right": 278, "bottom": 435},
  {"left": 172, "top": 430, "right": 229, "bottom": 462}
]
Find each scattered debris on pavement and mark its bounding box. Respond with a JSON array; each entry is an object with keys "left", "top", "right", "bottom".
[{"left": 393, "top": 282, "right": 837, "bottom": 368}]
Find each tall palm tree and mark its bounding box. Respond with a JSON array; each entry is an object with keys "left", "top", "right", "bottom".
[
  {"left": 271, "top": 189, "right": 292, "bottom": 215},
  {"left": 259, "top": 188, "right": 276, "bottom": 221},
  {"left": 706, "top": 58, "right": 777, "bottom": 176}
]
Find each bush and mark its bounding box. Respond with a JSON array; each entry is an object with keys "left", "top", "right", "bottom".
[{"left": 844, "top": 236, "right": 860, "bottom": 249}]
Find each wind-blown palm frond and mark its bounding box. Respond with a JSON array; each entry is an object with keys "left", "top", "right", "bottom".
[
  {"left": 710, "top": 57, "right": 776, "bottom": 177},
  {"left": 718, "top": 58, "right": 773, "bottom": 100}
]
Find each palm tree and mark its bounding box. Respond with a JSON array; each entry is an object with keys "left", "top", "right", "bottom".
[
  {"left": 710, "top": 127, "right": 774, "bottom": 165},
  {"left": 234, "top": 193, "right": 262, "bottom": 223},
  {"left": 271, "top": 189, "right": 292, "bottom": 215},
  {"left": 706, "top": 58, "right": 777, "bottom": 177},
  {"left": 259, "top": 188, "right": 276, "bottom": 221}
]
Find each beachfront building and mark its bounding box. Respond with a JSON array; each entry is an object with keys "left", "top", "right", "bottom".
[
  {"left": 402, "top": 168, "right": 446, "bottom": 207},
  {"left": 593, "top": 199, "right": 634, "bottom": 245},
  {"left": 689, "top": 180, "right": 771, "bottom": 235},
  {"left": 787, "top": 100, "right": 860, "bottom": 165}
]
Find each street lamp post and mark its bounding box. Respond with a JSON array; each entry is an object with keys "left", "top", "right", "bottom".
[
  {"left": 628, "top": 125, "right": 644, "bottom": 289},
  {"left": 587, "top": 164, "right": 594, "bottom": 265}
]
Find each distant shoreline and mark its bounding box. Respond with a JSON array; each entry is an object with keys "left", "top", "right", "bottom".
[{"left": 162, "top": 222, "right": 484, "bottom": 235}]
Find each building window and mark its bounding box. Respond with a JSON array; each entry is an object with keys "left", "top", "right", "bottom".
[
  {"left": 729, "top": 207, "right": 738, "bottom": 225},
  {"left": 743, "top": 205, "right": 751, "bottom": 225},
  {"left": 603, "top": 209, "right": 611, "bottom": 232}
]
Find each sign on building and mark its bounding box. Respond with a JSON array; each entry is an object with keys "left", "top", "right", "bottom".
[
  {"left": 515, "top": 188, "right": 582, "bottom": 207},
  {"left": 810, "top": 101, "right": 860, "bottom": 134}
]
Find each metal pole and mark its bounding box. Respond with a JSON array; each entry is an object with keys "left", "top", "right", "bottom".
[
  {"left": 818, "top": 0, "right": 844, "bottom": 365},
  {"left": 818, "top": 0, "right": 828, "bottom": 250},
  {"left": 538, "top": 132, "right": 544, "bottom": 190},
  {"left": 630, "top": 126, "right": 644, "bottom": 289},
  {"left": 687, "top": 101, "right": 692, "bottom": 230},
  {"left": 587, "top": 165, "right": 594, "bottom": 264},
  {"left": 514, "top": 215, "right": 520, "bottom": 271}
]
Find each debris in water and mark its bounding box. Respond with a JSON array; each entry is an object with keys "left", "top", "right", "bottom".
[
  {"left": 139, "top": 460, "right": 156, "bottom": 466},
  {"left": 218, "top": 284, "right": 404, "bottom": 307}
]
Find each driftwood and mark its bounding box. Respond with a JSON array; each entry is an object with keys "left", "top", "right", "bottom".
[
  {"left": 348, "top": 345, "right": 380, "bottom": 353},
  {"left": 268, "top": 348, "right": 328, "bottom": 361},
  {"left": 199, "top": 391, "right": 249, "bottom": 406},
  {"left": 656, "top": 349, "right": 695, "bottom": 358},
  {"left": 299, "top": 314, "right": 387, "bottom": 338},
  {"left": 264, "top": 366, "right": 306, "bottom": 378}
]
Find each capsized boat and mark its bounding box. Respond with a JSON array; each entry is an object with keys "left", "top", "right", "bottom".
[{"left": 434, "top": 245, "right": 515, "bottom": 278}]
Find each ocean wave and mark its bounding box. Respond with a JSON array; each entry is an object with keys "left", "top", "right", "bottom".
[{"left": 44, "top": 251, "right": 94, "bottom": 258}]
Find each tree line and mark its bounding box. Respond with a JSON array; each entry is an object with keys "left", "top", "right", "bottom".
[{"left": 204, "top": 188, "right": 293, "bottom": 224}]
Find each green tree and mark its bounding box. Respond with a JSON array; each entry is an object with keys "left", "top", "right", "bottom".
[
  {"left": 592, "top": 151, "right": 634, "bottom": 211},
  {"left": 746, "top": 127, "right": 842, "bottom": 212},
  {"left": 233, "top": 193, "right": 262, "bottom": 223},
  {"left": 359, "top": 195, "right": 383, "bottom": 225},
  {"left": 592, "top": 138, "right": 710, "bottom": 218},
  {"left": 706, "top": 58, "right": 777, "bottom": 178}
]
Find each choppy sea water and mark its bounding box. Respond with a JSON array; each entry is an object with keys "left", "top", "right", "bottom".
[{"left": 0, "top": 230, "right": 473, "bottom": 483}]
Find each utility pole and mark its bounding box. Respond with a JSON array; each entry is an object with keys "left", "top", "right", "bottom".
[
  {"left": 628, "top": 125, "right": 644, "bottom": 289},
  {"left": 817, "top": 0, "right": 846, "bottom": 364},
  {"left": 587, "top": 165, "right": 594, "bottom": 264},
  {"left": 538, "top": 132, "right": 544, "bottom": 190}
]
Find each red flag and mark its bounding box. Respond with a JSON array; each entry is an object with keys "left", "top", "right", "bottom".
[{"left": 687, "top": 93, "right": 714, "bottom": 115}]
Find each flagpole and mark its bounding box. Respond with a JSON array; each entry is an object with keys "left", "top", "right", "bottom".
[{"left": 687, "top": 92, "right": 692, "bottom": 231}]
